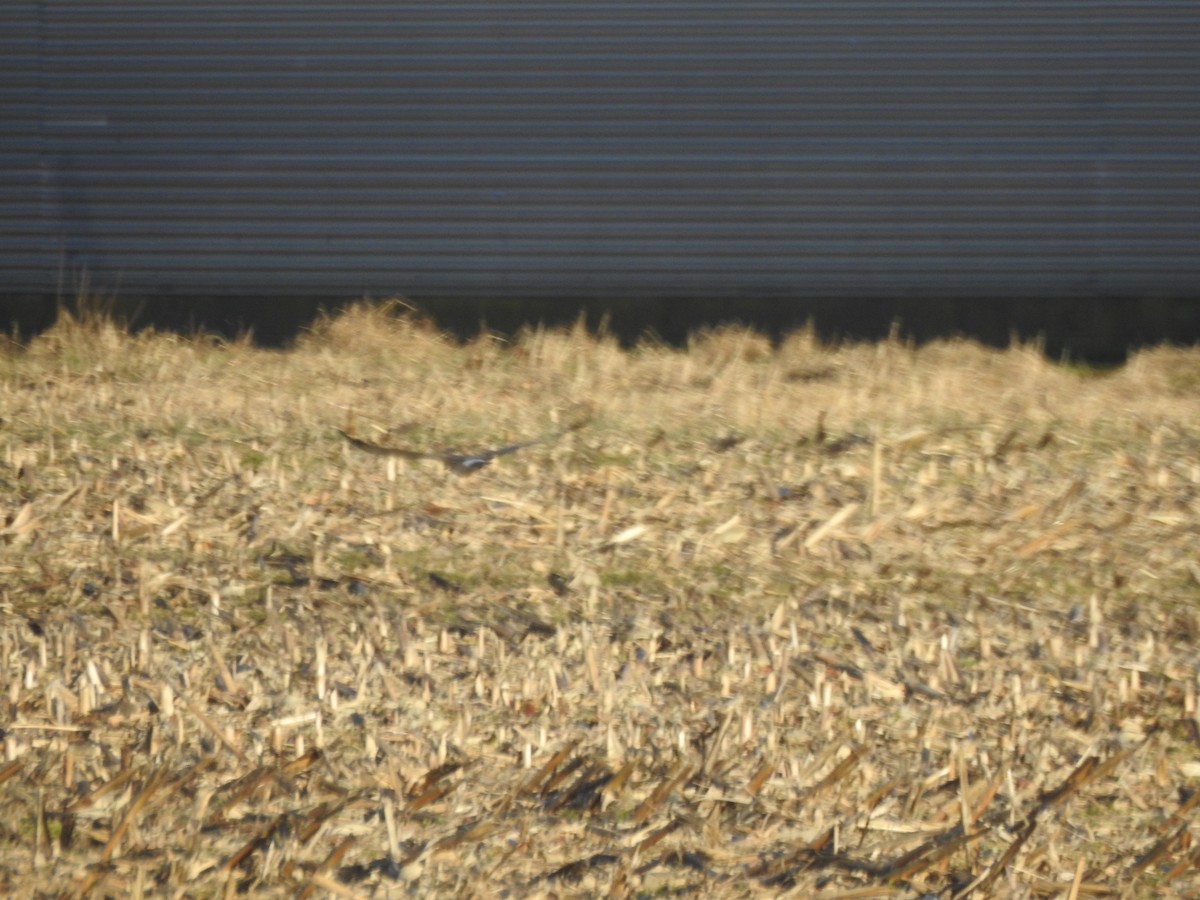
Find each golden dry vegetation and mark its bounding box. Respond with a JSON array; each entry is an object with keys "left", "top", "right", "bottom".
[{"left": 2, "top": 302, "right": 1200, "bottom": 898}]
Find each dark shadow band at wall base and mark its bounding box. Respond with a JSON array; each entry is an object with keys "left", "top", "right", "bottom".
[{"left": 2, "top": 294, "right": 1198, "bottom": 365}]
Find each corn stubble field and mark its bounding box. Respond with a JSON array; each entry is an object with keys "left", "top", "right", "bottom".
[{"left": 2, "top": 304, "right": 1200, "bottom": 898}]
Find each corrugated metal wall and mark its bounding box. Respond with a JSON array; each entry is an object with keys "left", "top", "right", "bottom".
[
  {"left": 4, "top": 2, "right": 1199, "bottom": 302},
  {"left": 0, "top": 5, "right": 49, "bottom": 293}
]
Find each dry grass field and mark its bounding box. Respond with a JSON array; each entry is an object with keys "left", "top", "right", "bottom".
[{"left": 2, "top": 302, "right": 1200, "bottom": 898}]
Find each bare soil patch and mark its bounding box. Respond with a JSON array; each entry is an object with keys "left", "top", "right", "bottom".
[{"left": 2, "top": 304, "right": 1199, "bottom": 897}]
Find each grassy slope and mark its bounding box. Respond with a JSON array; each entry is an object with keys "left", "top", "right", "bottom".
[{"left": 1, "top": 303, "right": 1199, "bottom": 897}]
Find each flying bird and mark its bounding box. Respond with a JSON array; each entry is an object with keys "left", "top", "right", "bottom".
[{"left": 338, "top": 413, "right": 589, "bottom": 475}]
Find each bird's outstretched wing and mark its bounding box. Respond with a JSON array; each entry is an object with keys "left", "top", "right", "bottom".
[
  {"left": 337, "top": 430, "right": 445, "bottom": 461},
  {"left": 338, "top": 412, "right": 589, "bottom": 474}
]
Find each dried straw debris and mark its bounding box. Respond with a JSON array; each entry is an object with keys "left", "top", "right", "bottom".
[{"left": 0, "top": 307, "right": 1197, "bottom": 896}]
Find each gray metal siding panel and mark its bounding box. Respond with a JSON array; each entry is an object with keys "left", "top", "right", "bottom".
[
  {"left": 6, "top": 2, "right": 1200, "bottom": 300},
  {"left": 1, "top": 6, "right": 55, "bottom": 292}
]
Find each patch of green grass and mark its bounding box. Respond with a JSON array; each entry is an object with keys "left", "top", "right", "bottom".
[
  {"left": 240, "top": 449, "right": 268, "bottom": 471},
  {"left": 599, "top": 568, "right": 671, "bottom": 595},
  {"left": 1055, "top": 357, "right": 1122, "bottom": 378},
  {"left": 334, "top": 548, "right": 379, "bottom": 572}
]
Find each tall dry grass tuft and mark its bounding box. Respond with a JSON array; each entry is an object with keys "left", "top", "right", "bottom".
[
  {"left": 774, "top": 319, "right": 824, "bottom": 362},
  {"left": 686, "top": 322, "right": 774, "bottom": 367},
  {"left": 1120, "top": 344, "right": 1200, "bottom": 397},
  {"left": 298, "top": 298, "right": 448, "bottom": 357},
  {"left": 512, "top": 315, "right": 626, "bottom": 412},
  {"left": 0, "top": 330, "right": 22, "bottom": 359},
  {"left": 29, "top": 297, "right": 134, "bottom": 364},
  {"left": 22, "top": 294, "right": 229, "bottom": 388}
]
